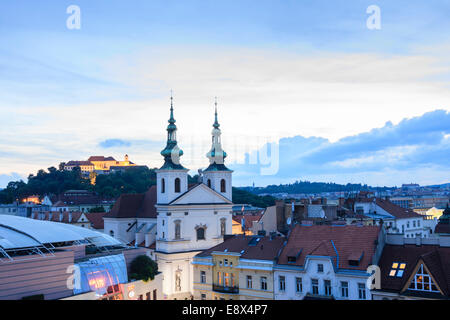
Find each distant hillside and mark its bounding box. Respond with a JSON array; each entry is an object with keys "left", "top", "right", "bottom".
[{"left": 240, "top": 180, "right": 394, "bottom": 195}]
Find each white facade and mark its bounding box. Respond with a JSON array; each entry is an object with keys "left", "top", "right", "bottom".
[
  {"left": 274, "top": 257, "right": 371, "bottom": 300},
  {"left": 156, "top": 169, "right": 189, "bottom": 204},
  {"left": 202, "top": 171, "right": 232, "bottom": 201}
]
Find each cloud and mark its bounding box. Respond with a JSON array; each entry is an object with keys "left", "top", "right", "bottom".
[
  {"left": 231, "top": 110, "right": 450, "bottom": 186},
  {"left": 99, "top": 139, "right": 132, "bottom": 148}
]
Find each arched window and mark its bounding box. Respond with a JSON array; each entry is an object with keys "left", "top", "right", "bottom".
[
  {"left": 174, "top": 220, "right": 181, "bottom": 240},
  {"left": 220, "top": 179, "right": 226, "bottom": 193},
  {"left": 175, "top": 178, "right": 181, "bottom": 193},
  {"left": 197, "top": 227, "right": 205, "bottom": 240},
  {"left": 207, "top": 179, "right": 211, "bottom": 188},
  {"left": 161, "top": 178, "right": 165, "bottom": 193}
]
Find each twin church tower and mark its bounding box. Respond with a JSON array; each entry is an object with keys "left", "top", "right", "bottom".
[
  {"left": 156, "top": 95, "right": 232, "bottom": 203},
  {"left": 155, "top": 95, "right": 234, "bottom": 299}
]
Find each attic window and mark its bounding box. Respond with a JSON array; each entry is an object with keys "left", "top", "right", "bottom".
[
  {"left": 408, "top": 264, "right": 439, "bottom": 293},
  {"left": 287, "top": 256, "right": 297, "bottom": 263},
  {"left": 389, "top": 262, "right": 407, "bottom": 277}
]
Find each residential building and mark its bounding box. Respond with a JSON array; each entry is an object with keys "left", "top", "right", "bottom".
[
  {"left": 274, "top": 224, "right": 385, "bottom": 300},
  {"left": 352, "top": 198, "right": 427, "bottom": 238},
  {"left": 193, "top": 234, "right": 285, "bottom": 300},
  {"left": 373, "top": 234, "right": 450, "bottom": 300}
]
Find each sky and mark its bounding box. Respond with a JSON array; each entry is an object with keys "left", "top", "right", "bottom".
[{"left": 1, "top": 0, "right": 450, "bottom": 187}]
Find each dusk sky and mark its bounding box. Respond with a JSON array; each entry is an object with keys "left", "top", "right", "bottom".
[{"left": 1, "top": 0, "right": 450, "bottom": 187}]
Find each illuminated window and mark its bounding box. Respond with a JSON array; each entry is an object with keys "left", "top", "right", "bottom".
[
  {"left": 408, "top": 264, "right": 439, "bottom": 293},
  {"left": 389, "top": 262, "right": 407, "bottom": 277}
]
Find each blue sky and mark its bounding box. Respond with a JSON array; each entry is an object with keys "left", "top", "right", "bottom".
[{"left": 1, "top": 1, "right": 450, "bottom": 187}]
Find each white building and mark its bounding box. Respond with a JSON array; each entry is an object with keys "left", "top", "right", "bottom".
[
  {"left": 104, "top": 97, "right": 234, "bottom": 300},
  {"left": 354, "top": 198, "right": 427, "bottom": 238}
]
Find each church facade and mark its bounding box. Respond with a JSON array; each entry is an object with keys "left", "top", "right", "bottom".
[{"left": 155, "top": 96, "right": 234, "bottom": 299}]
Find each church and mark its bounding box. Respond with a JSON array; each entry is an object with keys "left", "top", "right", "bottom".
[{"left": 103, "top": 96, "right": 234, "bottom": 300}]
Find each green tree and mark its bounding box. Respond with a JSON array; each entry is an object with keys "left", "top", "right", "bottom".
[{"left": 129, "top": 255, "right": 158, "bottom": 282}]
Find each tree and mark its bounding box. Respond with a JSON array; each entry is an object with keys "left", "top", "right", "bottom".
[{"left": 129, "top": 255, "right": 158, "bottom": 282}]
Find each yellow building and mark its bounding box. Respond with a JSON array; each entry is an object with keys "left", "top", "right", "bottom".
[
  {"left": 193, "top": 234, "right": 285, "bottom": 300},
  {"left": 88, "top": 155, "right": 135, "bottom": 171}
]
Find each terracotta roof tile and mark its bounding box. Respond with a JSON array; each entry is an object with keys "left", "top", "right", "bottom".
[{"left": 278, "top": 225, "right": 381, "bottom": 271}]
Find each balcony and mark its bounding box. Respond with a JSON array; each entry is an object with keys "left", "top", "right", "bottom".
[{"left": 212, "top": 284, "right": 239, "bottom": 294}]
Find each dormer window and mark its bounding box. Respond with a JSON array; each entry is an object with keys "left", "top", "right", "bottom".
[{"left": 408, "top": 264, "right": 439, "bottom": 292}]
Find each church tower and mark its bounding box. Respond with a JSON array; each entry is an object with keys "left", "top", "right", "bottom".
[
  {"left": 156, "top": 94, "right": 189, "bottom": 204},
  {"left": 202, "top": 98, "right": 233, "bottom": 201}
]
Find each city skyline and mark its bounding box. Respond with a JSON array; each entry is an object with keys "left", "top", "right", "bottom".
[{"left": 1, "top": 1, "right": 450, "bottom": 187}]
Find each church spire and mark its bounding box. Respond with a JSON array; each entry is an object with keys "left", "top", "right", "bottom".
[
  {"left": 160, "top": 92, "right": 186, "bottom": 170},
  {"left": 205, "top": 97, "right": 231, "bottom": 171},
  {"left": 213, "top": 97, "right": 220, "bottom": 129}
]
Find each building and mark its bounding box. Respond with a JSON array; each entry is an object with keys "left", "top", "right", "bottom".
[
  {"left": 0, "top": 215, "right": 162, "bottom": 300},
  {"left": 30, "top": 210, "right": 106, "bottom": 232},
  {"left": 434, "top": 205, "right": 450, "bottom": 236},
  {"left": 193, "top": 234, "right": 285, "bottom": 300},
  {"left": 49, "top": 190, "right": 115, "bottom": 213},
  {"left": 63, "top": 155, "right": 144, "bottom": 183},
  {"left": 352, "top": 198, "right": 427, "bottom": 238},
  {"left": 373, "top": 234, "right": 450, "bottom": 300},
  {"left": 274, "top": 224, "right": 385, "bottom": 300},
  {"left": 154, "top": 97, "right": 233, "bottom": 300},
  {"left": 103, "top": 186, "right": 158, "bottom": 248}
]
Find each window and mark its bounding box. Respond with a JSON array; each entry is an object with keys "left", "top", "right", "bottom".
[
  {"left": 413, "top": 221, "right": 416, "bottom": 228},
  {"left": 161, "top": 178, "right": 165, "bottom": 193},
  {"left": 220, "top": 179, "right": 226, "bottom": 193},
  {"left": 324, "top": 280, "right": 331, "bottom": 296},
  {"left": 295, "top": 277, "right": 302, "bottom": 293},
  {"left": 200, "top": 271, "right": 206, "bottom": 284},
  {"left": 318, "top": 264, "right": 324, "bottom": 273},
  {"left": 201, "top": 294, "right": 206, "bottom": 300},
  {"left": 409, "top": 264, "right": 439, "bottom": 293},
  {"left": 174, "top": 220, "right": 181, "bottom": 240},
  {"left": 224, "top": 259, "right": 228, "bottom": 266},
  {"left": 418, "top": 220, "right": 421, "bottom": 227},
  {"left": 389, "top": 262, "right": 407, "bottom": 277},
  {"left": 174, "top": 178, "right": 181, "bottom": 193},
  {"left": 341, "top": 281, "right": 349, "bottom": 298},
  {"left": 207, "top": 179, "right": 211, "bottom": 188},
  {"left": 311, "top": 279, "right": 319, "bottom": 295},
  {"left": 279, "top": 276, "right": 286, "bottom": 291},
  {"left": 217, "top": 272, "right": 222, "bottom": 285},
  {"left": 109, "top": 230, "right": 114, "bottom": 237},
  {"left": 153, "top": 289, "right": 157, "bottom": 300},
  {"left": 247, "top": 275, "right": 252, "bottom": 289},
  {"left": 358, "top": 283, "right": 366, "bottom": 299},
  {"left": 196, "top": 227, "right": 205, "bottom": 240},
  {"left": 146, "top": 292, "right": 151, "bottom": 300},
  {"left": 261, "top": 277, "right": 267, "bottom": 290}
]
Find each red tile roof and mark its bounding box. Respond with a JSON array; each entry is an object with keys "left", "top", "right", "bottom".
[
  {"left": 197, "top": 235, "right": 285, "bottom": 261},
  {"left": 232, "top": 214, "right": 262, "bottom": 230},
  {"left": 377, "top": 244, "right": 450, "bottom": 298},
  {"left": 277, "top": 224, "right": 381, "bottom": 271},
  {"left": 104, "top": 185, "right": 157, "bottom": 219},
  {"left": 375, "top": 199, "right": 422, "bottom": 219},
  {"left": 85, "top": 211, "right": 106, "bottom": 229}
]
